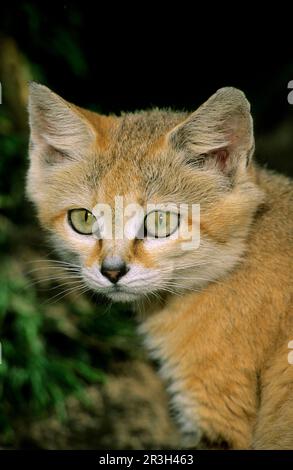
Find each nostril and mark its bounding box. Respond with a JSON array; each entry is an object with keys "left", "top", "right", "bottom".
[{"left": 101, "top": 258, "right": 129, "bottom": 284}]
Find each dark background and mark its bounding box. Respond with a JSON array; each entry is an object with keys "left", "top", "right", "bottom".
[
  {"left": 0, "top": 2, "right": 292, "bottom": 449},
  {"left": 2, "top": 4, "right": 293, "bottom": 125}
]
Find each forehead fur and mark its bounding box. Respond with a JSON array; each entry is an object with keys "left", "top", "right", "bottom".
[{"left": 82, "top": 108, "right": 188, "bottom": 188}]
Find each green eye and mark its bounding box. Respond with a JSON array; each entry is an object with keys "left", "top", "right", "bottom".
[
  {"left": 68, "top": 209, "right": 96, "bottom": 235},
  {"left": 144, "top": 211, "right": 179, "bottom": 238}
]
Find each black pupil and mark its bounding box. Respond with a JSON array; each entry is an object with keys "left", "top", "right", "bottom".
[{"left": 84, "top": 211, "right": 89, "bottom": 223}]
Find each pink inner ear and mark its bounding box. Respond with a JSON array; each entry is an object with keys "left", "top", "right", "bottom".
[{"left": 211, "top": 148, "right": 229, "bottom": 171}]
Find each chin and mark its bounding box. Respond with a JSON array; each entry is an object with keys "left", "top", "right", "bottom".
[{"left": 105, "top": 290, "right": 143, "bottom": 303}]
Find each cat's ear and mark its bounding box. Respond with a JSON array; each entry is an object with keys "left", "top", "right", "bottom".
[
  {"left": 28, "top": 82, "right": 96, "bottom": 162},
  {"left": 168, "top": 87, "right": 254, "bottom": 176}
]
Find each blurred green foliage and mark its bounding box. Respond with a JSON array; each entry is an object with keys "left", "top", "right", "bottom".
[{"left": 0, "top": 225, "right": 137, "bottom": 443}]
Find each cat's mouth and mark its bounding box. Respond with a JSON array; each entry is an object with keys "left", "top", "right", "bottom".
[{"left": 104, "top": 285, "right": 142, "bottom": 302}]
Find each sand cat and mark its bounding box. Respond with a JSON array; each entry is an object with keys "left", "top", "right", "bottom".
[{"left": 27, "top": 83, "right": 293, "bottom": 449}]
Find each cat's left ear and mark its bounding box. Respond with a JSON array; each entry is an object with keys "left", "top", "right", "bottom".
[
  {"left": 28, "top": 82, "right": 96, "bottom": 161},
  {"left": 168, "top": 87, "right": 254, "bottom": 176}
]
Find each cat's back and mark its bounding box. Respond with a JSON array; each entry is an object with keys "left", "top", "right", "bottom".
[{"left": 251, "top": 167, "right": 293, "bottom": 262}]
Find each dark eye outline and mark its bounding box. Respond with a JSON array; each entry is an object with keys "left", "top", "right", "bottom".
[
  {"left": 143, "top": 210, "right": 180, "bottom": 239},
  {"left": 68, "top": 208, "right": 96, "bottom": 235}
]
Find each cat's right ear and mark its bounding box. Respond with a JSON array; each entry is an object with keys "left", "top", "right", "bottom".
[
  {"left": 167, "top": 87, "right": 254, "bottom": 178},
  {"left": 28, "top": 82, "right": 96, "bottom": 163}
]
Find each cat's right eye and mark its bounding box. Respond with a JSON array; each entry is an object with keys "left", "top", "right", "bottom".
[
  {"left": 68, "top": 209, "right": 96, "bottom": 235},
  {"left": 144, "top": 210, "right": 180, "bottom": 238}
]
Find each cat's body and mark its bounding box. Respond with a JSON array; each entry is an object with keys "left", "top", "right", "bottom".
[
  {"left": 27, "top": 83, "right": 293, "bottom": 449},
  {"left": 139, "top": 169, "right": 293, "bottom": 449}
]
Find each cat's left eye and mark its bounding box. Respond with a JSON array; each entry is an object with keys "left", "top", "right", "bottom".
[
  {"left": 68, "top": 209, "right": 96, "bottom": 235},
  {"left": 144, "top": 211, "right": 179, "bottom": 238}
]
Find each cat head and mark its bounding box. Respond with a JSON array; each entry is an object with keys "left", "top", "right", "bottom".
[{"left": 27, "top": 83, "right": 263, "bottom": 303}]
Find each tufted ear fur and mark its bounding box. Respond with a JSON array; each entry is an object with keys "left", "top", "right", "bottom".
[
  {"left": 168, "top": 87, "right": 255, "bottom": 177},
  {"left": 28, "top": 82, "right": 96, "bottom": 163}
]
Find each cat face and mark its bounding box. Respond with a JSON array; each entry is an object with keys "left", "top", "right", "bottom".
[{"left": 27, "top": 84, "right": 263, "bottom": 302}]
